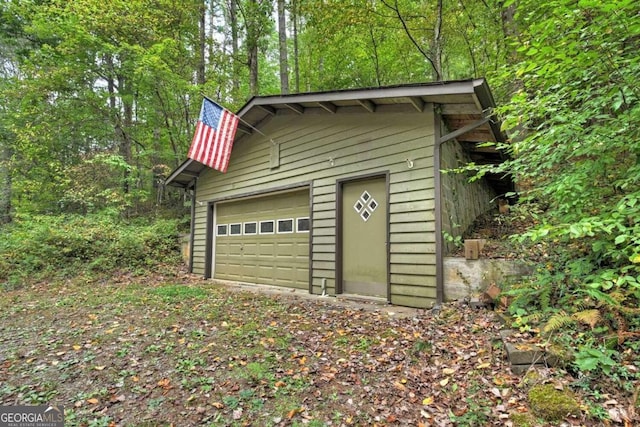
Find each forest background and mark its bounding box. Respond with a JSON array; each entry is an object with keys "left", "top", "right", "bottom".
[{"left": 0, "top": 0, "right": 639, "bottom": 415}]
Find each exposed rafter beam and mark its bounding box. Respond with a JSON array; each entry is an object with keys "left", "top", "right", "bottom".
[
  {"left": 237, "top": 124, "right": 252, "bottom": 134},
  {"left": 258, "top": 105, "right": 276, "bottom": 115},
  {"left": 357, "top": 99, "right": 376, "bottom": 113},
  {"left": 439, "top": 117, "right": 490, "bottom": 144},
  {"left": 285, "top": 103, "right": 304, "bottom": 114},
  {"left": 408, "top": 96, "right": 425, "bottom": 112},
  {"left": 318, "top": 101, "right": 337, "bottom": 113}
]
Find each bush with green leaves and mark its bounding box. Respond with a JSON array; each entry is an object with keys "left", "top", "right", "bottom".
[
  {"left": 465, "top": 0, "right": 640, "bottom": 392},
  {"left": 0, "top": 212, "right": 182, "bottom": 287}
]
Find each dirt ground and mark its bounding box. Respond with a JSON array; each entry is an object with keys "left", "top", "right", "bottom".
[{"left": 0, "top": 269, "right": 632, "bottom": 426}]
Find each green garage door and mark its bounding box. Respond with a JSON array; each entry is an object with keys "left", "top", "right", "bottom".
[{"left": 214, "top": 189, "right": 310, "bottom": 289}]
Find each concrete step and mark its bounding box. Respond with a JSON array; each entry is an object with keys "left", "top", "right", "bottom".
[{"left": 500, "top": 329, "right": 559, "bottom": 374}]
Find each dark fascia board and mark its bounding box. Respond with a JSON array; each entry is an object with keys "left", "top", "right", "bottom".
[
  {"left": 237, "top": 78, "right": 486, "bottom": 116},
  {"left": 472, "top": 79, "right": 506, "bottom": 143},
  {"left": 165, "top": 158, "right": 204, "bottom": 188},
  {"left": 165, "top": 159, "right": 192, "bottom": 185}
]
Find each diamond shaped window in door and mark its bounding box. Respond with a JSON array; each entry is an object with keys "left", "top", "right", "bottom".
[{"left": 353, "top": 191, "right": 378, "bottom": 222}]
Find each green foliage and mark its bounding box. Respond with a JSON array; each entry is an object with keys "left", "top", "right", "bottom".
[
  {"left": 442, "top": 230, "right": 463, "bottom": 248},
  {"left": 297, "top": 0, "right": 506, "bottom": 89},
  {"left": 543, "top": 311, "right": 574, "bottom": 334},
  {"left": 0, "top": 213, "right": 181, "bottom": 288},
  {"left": 574, "top": 345, "right": 617, "bottom": 376},
  {"left": 471, "top": 0, "right": 640, "bottom": 391},
  {"left": 449, "top": 397, "right": 491, "bottom": 426},
  {"left": 58, "top": 154, "right": 146, "bottom": 215},
  {"left": 1, "top": 0, "right": 200, "bottom": 217}
]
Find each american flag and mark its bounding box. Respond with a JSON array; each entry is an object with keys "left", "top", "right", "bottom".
[{"left": 188, "top": 98, "right": 239, "bottom": 173}]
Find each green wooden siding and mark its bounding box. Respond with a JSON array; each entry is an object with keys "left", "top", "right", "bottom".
[{"left": 193, "top": 105, "right": 437, "bottom": 308}]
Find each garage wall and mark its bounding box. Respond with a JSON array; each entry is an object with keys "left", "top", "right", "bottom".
[
  {"left": 440, "top": 139, "right": 497, "bottom": 254},
  {"left": 193, "top": 104, "right": 437, "bottom": 308}
]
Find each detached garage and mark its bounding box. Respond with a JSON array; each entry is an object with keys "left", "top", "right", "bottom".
[{"left": 166, "top": 79, "right": 511, "bottom": 308}]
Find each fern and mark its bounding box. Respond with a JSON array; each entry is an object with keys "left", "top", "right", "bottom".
[
  {"left": 526, "top": 312, "right": 544, "bottom": 325},
  {"left": 572, "top": 309, "right": 601, "bottom": 329},
  {"left": 539, "top": 284, "right": 553, "bottom": 311},
  {"left": 543, "top": 311, "right": 574, "bottom": 334},
  {"left": 504, "top": 281, "right": 556, "bottom": 313},
  {"left": 514, "top": 312, "right": 544, "bottom": 331},
  {"left": 577, "top": 287, "right": 619, "bottom": 307}
]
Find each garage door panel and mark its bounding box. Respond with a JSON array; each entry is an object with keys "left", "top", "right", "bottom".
[
  {"left": 215, "top": 189, "right": 310, "bottom": 288},
  {"left": 275, "top": 266, "right": 293, "bottom": 279},
  {"left": 295, "top": 269, "right": 308, "bottom": 283},
  {"left": 277, "top": 242, "right": 294, "bottom": 251},
  {"left": 242, "top": 265, "right": 258, "bottom": 277},
  {"left": 258, "top": 242, "right": 276, "bottom": 255},
  {"left": 255, "top": 251, "right": 273, "bottom": 259},
  {"left": 257, "top": 265, "right": 275, "bottom": 276},
  {"left": 225, "top": 262, "right": 242, "bottom": 271},
  {"left": 226, "top": 253, "right": 242, "bottom": 262},
  {"left": 243, "top": 243, "right": 258, "bottom": 255}
]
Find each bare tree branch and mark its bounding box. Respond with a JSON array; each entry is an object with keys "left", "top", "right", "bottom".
[{"left": 380, "top": 0, "right": 441, "bottom": 81}]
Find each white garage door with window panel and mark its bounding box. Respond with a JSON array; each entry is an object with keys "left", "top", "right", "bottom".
[{"left": 214, "top": 189, "right": 310, "bottom": 289}]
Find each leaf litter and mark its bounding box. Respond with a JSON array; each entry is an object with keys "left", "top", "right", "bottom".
[{"left": 0, "top": 270, "right": 629, "bottom": 426}]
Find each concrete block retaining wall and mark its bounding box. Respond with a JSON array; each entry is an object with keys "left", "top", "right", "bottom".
[{"left": 443, "top": 257, "right": 532, "bottom": 301}]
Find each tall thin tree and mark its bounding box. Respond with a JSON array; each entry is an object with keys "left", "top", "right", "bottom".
[
  {"left": 292, "top": 0, "right": 300, "bottom": 93},
  {"left": 277, "top": 0, "right": 289, "bottom": 94},
  {"left": 198, "top": 0, "right": 206, "bottom": 85}
]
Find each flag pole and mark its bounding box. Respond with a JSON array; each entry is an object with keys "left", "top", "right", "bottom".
[{"left": 201, "top": 94, "right": 275, "bottom": 144}]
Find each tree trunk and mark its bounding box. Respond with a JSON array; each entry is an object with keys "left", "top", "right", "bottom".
[
  {"left": 247, "top": 0, "right": 260, "bottom": 96},
  {"left": 500, "top": 0, "right": 519, "bottom": 60},
  {"left": 292, "top": 0, "right": 300, "bottom": 93},
  {"left": 277, "top": 0, "right": 289, "bottom": 94},
  {"left": 112, "top": 67, "right": 132, "bottom": 196},
  {"left": 197, "top": 0, "right": 206, "bottom": 85},
  {"left": 433, "top": 0, "right": 443, "bottom": 81},
  {"left": 248, "top": 46, "right": 259, "bottom": 96},
  {"left": 117, "top": 108, "right": 133, "bottom": 195},
  {"left": 230, "top": 0, "right": 240, "bottom": 92},
  {"left": 0, "top": 142, "right": 11, "bottom": 224},
  {"left": 208, "top": 0, "right": 215, "bottom": 71},
  {"left": 105, "top": 54, "right": 130, "bottom": 195},
  {"left": 369, "top": 27, "right": 382, "bottom": 86}
]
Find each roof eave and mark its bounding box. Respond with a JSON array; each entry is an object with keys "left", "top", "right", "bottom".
[
  {"left": 472, "top": 78, "right": 506, "bottom": 143},
  {"left": 165, "top": 158, "right": 203, "bottom": 188},
  {"left": 237, "top": 79, "right": 481, "bottom": 116}
]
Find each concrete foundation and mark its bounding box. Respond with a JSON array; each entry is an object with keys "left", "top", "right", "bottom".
[{"left": 443, "top": 257, "right": 532, "bottom": 301}]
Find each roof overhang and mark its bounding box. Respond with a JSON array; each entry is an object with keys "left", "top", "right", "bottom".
[
  {"left": 165, "top": 157, "right": 204, "bottom": 189},
  {"left": 166, "top": 78, "right": 511, "bottom": 192}
]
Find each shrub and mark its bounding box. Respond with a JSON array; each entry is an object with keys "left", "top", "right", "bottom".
[{"left": 0, "top": 213, "right": 182, "bottom": 287}]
